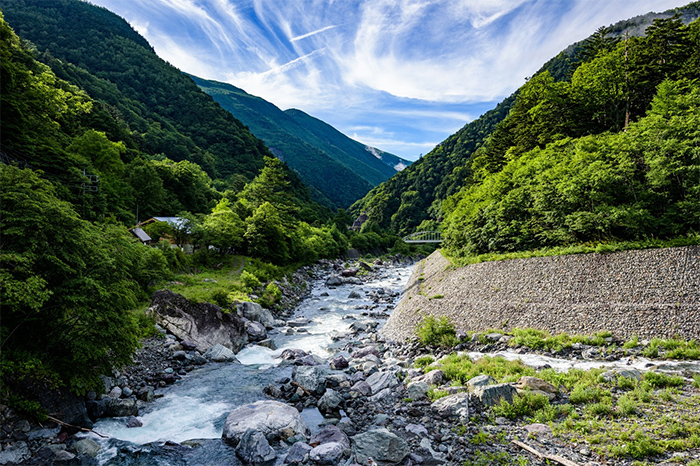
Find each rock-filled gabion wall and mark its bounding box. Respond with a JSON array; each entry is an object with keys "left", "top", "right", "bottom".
[{"left": 382, "top": 246, "right": 700, "bottom": 341}]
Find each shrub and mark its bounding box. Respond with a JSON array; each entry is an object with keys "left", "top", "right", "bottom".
[
  {"left": 491, "top": 391, "right": 551, "bottom": 419},
  {"left": 240, "top": 270, "right": 262, "bottom": 290},
  {"left": 414, "top": 356, "right": 435, "bottom": 369},
  {"left": 643, "top": 372, "right": 684, "bottom": 388},
  {"left": 417, "top": 316, "right": 457, "bottom": 348}
]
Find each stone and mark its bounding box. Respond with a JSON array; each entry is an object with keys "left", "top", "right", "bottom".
[
  {"left": 310, "top": 425, "right": 350, "bottom": 449},
  {"left": 350, "top": 381, "right": 372, "bottom": 397},
  {"left": 329, "top": 355, "right": 348, "bottom": 370},
  {"left": 235, "top": 428, "right": 276, "bottom": 465},
  {"left": 325, "top": 276, "right": 343, "bottom": 287},
  {"left": 348, "top": 291, "right": 362, "bottom": 299},
  {"left": 245, "top": 320, "right": 268, "bottom": 342},
  {"left": 86, "top": 399, "right": 107, "bottom": 421},
  {"left": 287, "top": 318, "right": 311, "bottom": 328},
  {"left": 293, "top": 366, "right": 329, "bottom": 395},
  {"left": 258, "top": 339, "right": 277, "bottom": 350},
  {"left": 54, "top": 450, "right": 76, "bottom": 461},
  {"left": 370, "top": 388, "right": 393, "bottom": 402},
  {"left": 431, "top": 392, "right": 470, "bottom": 423},
  {"left": 108, "top": 386, "right": 122, "bottom": 399},
  {"left": 484, "top": 332, "right": 503, "bottom": 341},
  {"left": 73, "top": 438, "right": 101, "bottom": 457},
  {"left": 0, "top": 442, "right": 30, "bottom": 464},
  {"left": 515, "top": 376, "right": 558, "bottom": 394},
  {"left": 105, "top": 398, "right": 138, "bottom": 417},
  {"left": 181, "top": 340, "right": 198, "bottom": 351},
  {"left": 352, "top": 428, "right": 410, "bottom": 466},
  {"left": 467, "top": 374, "right": 497, "bottom": 389},
  {"left": 317, "top": 389, "right": 344, "bottom": 417},
  {"left": 204, "top": 343, "right": 240, "bottom": 363},
  {"left": 236, "top": 301, "right": 277, "bottom": 329},
  {"left": 122, "top": 387, "right": 133, "bottom": 397},
  {"left": 405, "top": 423, "right": 428, "bottom": 437},
  {"left": 352, "top": 346, "right": 380, "bottom": 359},
  {"left": 137, "top": 387, "right": 155, "bottom": 402},
  {"left": 341, "top": 268, "right": 359, "bottom": 277},
  {"left": 148, "top": 290, "right": 247, "bottom": 353},
  {"left": 473, "top": 383, "right": 517, "bottom": 407},
  {"left": 412, "top": 369, "right": 444, "bottom": 386},
  {"left": 365, "top": 371, "right": 399, "bottom": 395},
  {"left": 126, "top": 416, "right": 143, "bottom": 428},
  {"left": 406, "top": 381, "right": 430, "bottom": 400},
  {"left": 309, "top": 442, "right": 345, "bottom": 464},
  {"left": 172, "top": 350, "right": 188, "bottom": 360},
  {"left": 223, "top": 400, "right": 309, "bottom": 446},
  {"left": 523, "top": 423, "right": 551, "bottom": 435},
  {"left": 284, "top": 442, "right": 312, "bottom": 464},
  {"left": 600, "top": 368, "right": 643, "bottom": 383}
]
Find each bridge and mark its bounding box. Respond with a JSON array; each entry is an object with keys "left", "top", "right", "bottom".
[{"left": 402, "top": 231, "right": 443, "bottom": 243}]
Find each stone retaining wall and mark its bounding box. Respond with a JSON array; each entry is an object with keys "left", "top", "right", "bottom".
[{"left": 381, "top": 246, "right": 700, "bottom": 341}]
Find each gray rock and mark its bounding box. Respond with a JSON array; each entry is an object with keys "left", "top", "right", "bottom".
[
  {"left": 352, "top": 346, "right": 380, "bottom": 359},
  {"left": 366, "top": 371, "right": 399, "bottom": 395},
  {"left": 341, "top": 268, "right": 359, "bottom": 277},
  {"left": 204, "top": 343, "right": 240, "bottom": 363},
  {"left": 172, "top": 350, "right": 188, "bottom": 360},
  {"left": 54, "top": 450, "right": 76, "bottom": 461},
  {"left": 189, "top": 353, "right": 207, "bottom": 365},
  {"left": 105, "top": 398, "right": 138, "bottom": 418},
  {"left": 108, "top": 386, "right": 122, "bottom": 399},
  {"left": 431, "top": 392, "right": 470, "bottom": 423},
  {"left": 348, "top": 291, "right": 362, "bottom": 299},
  {"left": 73, "top": 438, "right": 101, "bottom": 457},
  {"left": 287, "top": 318, "right": 312, "bottom": 328},
  {"left": 406, "top": 381, "right": 430, "bottom": 400},
  {"left": 473, "top": 383, "right": 517, "bottom": 407},
  {"left": 352, "top": 428, "right": 410, "bottom": 466},
  {"left": 309, "top": 442, "right": 345, "bottom": 465},
  {"left": 245, "top": 320, "right": 268, "bottom": 342},
  {"left": 137, "top": 387, "right": 155, "bottom": 402},
  {"left": 237, "top": 301, "right": 277, "bottom": 329},
  {"left": 350, "top": 381, "right": 372, "bottom": 397},
  {"left": 258, "top": 339, "right": 277, "bottom": 350},
  {"left": 122, "top": 387, "right": 133, "bottom": 397},
  {"left": 405, "top": 423, "right": 428, "bottom": 437},
  {"left": 235, "top": 428, "right": 276, "bottom": 465},
  {"left": 485, "top": 332, "right": 503, "bottom": 341},
  {"left": 310, "top": 425, "right": 350, "bottom": 449},
  {"left": 467, "top": 374, "right": 497, "bottom": 389},
  {"left": 329, "top": 355, "right": 348, "bottom": 370},
  {"left": 284, "top": 442, "right": 312, "bottom": 464},
  {"left": 148, "top": 289, "right": 247, "bottom": 353},
  {"left": 223, "top": 400, "right": 309, "bottom": 446},
  {"left": 412, "top": 369, "right": 444, "bottom": 386},
  {"left": 0, "top": 442, "right": 30, "bottom": 464},
  {"left": 325, "top": 276, "right": 343, "bottom": 287},
  {"left": 293, "top": 366, "right": 329, "bottom": 395},
  {"left": 369, "top": 388, "right": 393, "bottom": 403},
  {"left": 317, "top": 389, "right": 344, "bottom": 417},
  {"left": 600, "top": 368, "right": 643, "bottom": 383},
  {"left": 126, "top": 416, "right": 143, "bottom": 428}
]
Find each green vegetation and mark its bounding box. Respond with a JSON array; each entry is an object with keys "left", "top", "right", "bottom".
[
  {"left": 416, "top": 316, "right": 458, "bottom": 348},
  {"left": 642, "top": 338, "right": 700, "bottom": 360}
]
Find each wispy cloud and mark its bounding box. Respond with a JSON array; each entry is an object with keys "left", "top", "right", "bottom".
[{"left": 290, "top": 25, "right": 339, "bottom": 42}]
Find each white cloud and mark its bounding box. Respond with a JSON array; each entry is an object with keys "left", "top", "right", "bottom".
[{"left": 290, "top": 25, "right": 339, "bottom": 42}]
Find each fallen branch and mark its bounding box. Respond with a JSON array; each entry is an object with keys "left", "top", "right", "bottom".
[
  {"left": 46, "top": 416, "right": 109, "bottom": 439},
  {"left": 512, "top": 439, "right": 580, "bottom": 466},
  {"left": 291, "top": 381, "right": 312, "bottom": 396}
]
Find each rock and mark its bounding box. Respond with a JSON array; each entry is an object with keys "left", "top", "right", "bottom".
[
  {"left": 352, "top": 346, "right": 380, "bottom": 359},
  {"left": 349, "top": 321, "right": 368, "bottom": 332},
  {"left": 284, "top": 442, "right": 312, "bottom": 464},
  {"left": 137, "top": 387, "right": 155, "bottom": 402},
  {"left": 54, "top": 450, "right": 76, "bottom": 461},
  {"left": 293, "top": 366, "right": 329, "bottom": 395},
  {"left": 235, "top": 428, "right": 276, "bottom": 465},
  {"left": 122, "top": 387, "right": 133, "bottom": 397},
  {"left": 105, "top": 398, "right": 138, "bottom": 417},
  {"left": 148, "top": 290, "right": 247, "bottom": 353},
  {"left": 473, "top": 383, "right": 517, "bottom": 407},
  {"left": 172, "top": 350, "right": 188, "bottom": 360},
  {"left": 406, "top": 381, "right": 430, "bottom": 400},
  {"left": 431, "top": 392, "right": 470, "bottom": 423},
  {"left": 341, "top": 268, "right": 359, "bottom": 277},
  {"left": 412, "top": 369, "right": 444, "bottom": 386},
  {"left": 523, "top": 423, "right": 551, "bottom": 435},
  {"left": 348, "top": 291, "right": 362, "bottom": 299},
  {"left": 600, "top": 368, "right": 643, "bottom": 383},
  {"left": 181, "top": 340, "right": 198, "bottom": 351},
  {"left": 484, "top": 332, "right": 503, "bottom": 341},
  {"left": 405, "top": 423, "right": 428, "bottom": 437},
  {"left": 350, "top": 381, "right": 372, "bottom": 397},
  {"left": 223, "top": 400, "right": 309, "bottom": 446},
  {"left": 245, "top": 320, "right": 268, "bottom": 342},
  {"left": 370, "top": 388, "right": 393, "bottom": 402},
  {"left": 325, "top": 276, "right": 343, "bottom": 287},
  {"left": 189, "top": 353, "right": 207, "bottom": 365},
  {"left": 73, "top": 438, "right": 101, "bottom": 457},
  {"left": 108, "top": 386, "right": 122, "bottom": 399},
  {"left": 317, "top": 389, "right": 344, "bottom": 417},
  {"left": 352, "top": 428, "right": 410, "bottom": 466},
  {"left": 86, "top": 399, "right": 107, "bottom": 421},
  {"left": 0, "top": 442, "right": 30, "bottom": 464},
  {"left": 467, "top": 374, "right": 497, "bottom": 389},
  {"left": 329, "top": 355, "right": 348, "bottom": 370},
  {"left": 236, "top": 301, "right": 277, "bottom": 329},
  {"left": 287, "top": 318, "right": 312, "bottom": 328},
  {"left": 278, "top": 348, "right": 309, "bottom": 361},
  {"left": 365, "top": 371, "right": 399, "bottom": 395},
  {"left": 204, "top": 343, "right": 240, "bottom": 362},
  {"left": 310, "top": 425, "right": 350, "bottom": 449},
  {"left": 344, "top": 277, "right": 363, "bottom": 285},
  {"left": 258, "top": 339, "right": 277, "bottom": 350},
  {"left": 309, "top": 442, "right": 345, "bottom": 464},
  {"left": 515, "top": 376, "right": 559, "bottom": 394},
  {"left": 126, "top": 416, "right": 143, "bottom": 428},
  {"left": 28, "top": 386, "right": 92, "bottom": 429}
]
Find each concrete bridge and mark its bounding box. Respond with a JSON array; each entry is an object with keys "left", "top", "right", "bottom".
[{"left": 402, "top": 231, "right": 442, "bottom": 243}]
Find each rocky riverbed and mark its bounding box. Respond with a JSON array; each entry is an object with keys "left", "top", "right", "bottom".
[{"left": 2, "top": 255, "right": 699, "bottom": 465}]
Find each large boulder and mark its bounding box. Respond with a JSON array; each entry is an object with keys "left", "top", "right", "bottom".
[
  {"left": 473, "top": 383, "right": 517, "bottom": 407},
  {"left": 310, "top": 425, "right": 350, "bottom": 449},
  {"left": 317, "top": 389, "right": 344, "bottom": 417},
  {"left": 365, "top": 371, "right": 399, "bottom": 395},
  {"left": 293, "top": 366, "right": 329, "bottom": 395},
  {"left": 222, "top": 400, "right": 309, "bottom": 446},
  {"left": 431, "top": 393, "right": 470, "bottom": 423},
  {"left": 245, "top": 320, "right": 268, "bottom": 342},
  {"left": 203, "top": 344, "right": 240, "bottom": 363},
  {"left": 235, "top": 429, "right": 276, "bottom": 465},
  {"left": 236, "top": 301, "right": 277, "bottom": 329},
  {"left": 352, "top": 428, "right": 410, "bottom": 466},
  {"left": 105, "top": 398, "right": 138, "bottom": 418},
  {"left": 309, "top": 442, "right": 345, "bottom": 465},
  {"left": 148, "top": 290, "right": 247, "bottom": 353}
]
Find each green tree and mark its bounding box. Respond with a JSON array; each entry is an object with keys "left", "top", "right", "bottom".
[
  {"left": 244, "top": 202, "right": 290, "bottom": 264},
  {"left": 201, "top": 198, "right": 244, "bottom": 252}
]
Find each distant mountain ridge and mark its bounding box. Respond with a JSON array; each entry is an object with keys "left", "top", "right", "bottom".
[{"left": 190, "top": 75, "right": 411, "bottom": 208}]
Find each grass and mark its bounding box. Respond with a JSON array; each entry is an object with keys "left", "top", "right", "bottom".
[
  {"left": 507, "top": 328, "right": 613, "bottom": 351},
  {"left": 416, "top": 315, "right": 457, "bottom": 348},
  {"left": 442, "top": 234, "right": 700, "bottom": 267},
  {"left": 642, "top": 338, "right": 700, "bottom": 360}
]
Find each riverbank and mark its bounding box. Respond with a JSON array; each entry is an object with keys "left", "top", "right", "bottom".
[{"left": 382, "top": 246, "right": 700, "bottom": 342}]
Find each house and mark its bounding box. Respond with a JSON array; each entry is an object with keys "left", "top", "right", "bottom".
[
  {"left": 136, "top": 217, "right": 194, "bottom": 253},
  {"left": 128, "top": 227, "right": 152, "bottom": 244},
  {"left": 350, "top": 212, "right": 369, "bottom": 232}
]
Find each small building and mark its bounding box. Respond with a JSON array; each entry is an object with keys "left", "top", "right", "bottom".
[
  {"left": 129, "top": 227, "right": 152, "bottom": 244},
  {"left": 350, "top": 212, "right": 369, "bottom": 232},
  {"left": 136, "top": 217, "right": 194, "bottom": 253}
]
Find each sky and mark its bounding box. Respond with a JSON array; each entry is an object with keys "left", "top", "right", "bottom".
[{"left": 89, "top": 0, "right": 690, "bottom": 161}]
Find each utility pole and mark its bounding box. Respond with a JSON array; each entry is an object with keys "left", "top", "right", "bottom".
[
  {"left": 81, "top": 169, "right": 99, "bottom": 218},
  {"left": 624, "top": 30, "right": 630, "bottom": 131}
]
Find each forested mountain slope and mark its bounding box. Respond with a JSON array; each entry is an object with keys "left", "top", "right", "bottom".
[
  {"left": 191, "top": 75, "right": 409, "bottom": 207},
  {"left": 351, "top": 1, "right": 700, "bottom": 237}
]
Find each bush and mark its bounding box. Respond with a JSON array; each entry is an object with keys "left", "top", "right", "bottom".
[
  {"left": 416, "top": 316, "right": 457, "bottom": 348},
  {"left": 240, "top": 270, "right": 262, "bottom": 290},
  {"left": 491, "top": 392, "right": 551, "bottom": 419}
]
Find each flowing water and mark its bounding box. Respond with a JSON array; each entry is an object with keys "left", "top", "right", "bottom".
[{"left": 89, "top": 264, "right": 414, "bottom": 464}]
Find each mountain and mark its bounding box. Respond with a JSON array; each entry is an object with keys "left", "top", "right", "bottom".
[
  {"left": 190, "top": 75, "right": 410, "bottom": 208},
  {"left": 351, "top": 1, "right": 700, "bottom": 236}
]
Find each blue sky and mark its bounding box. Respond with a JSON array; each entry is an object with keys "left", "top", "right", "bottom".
[{"left": 90, "top": 0, "right": 689, "bottom": 161}]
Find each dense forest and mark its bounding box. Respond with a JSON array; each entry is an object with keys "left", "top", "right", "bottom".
[
  {"left": 442, "top": 15, "right": 700, "bottom": 255},
  {"left": 192, "top": 75, "right": 409, "bottom": 208},
  {"left": 0, "top": 5, "right": 403, "bottom": 412},
  {"left": 351, "top": 2, "right": 700, "bottom": 238}
]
